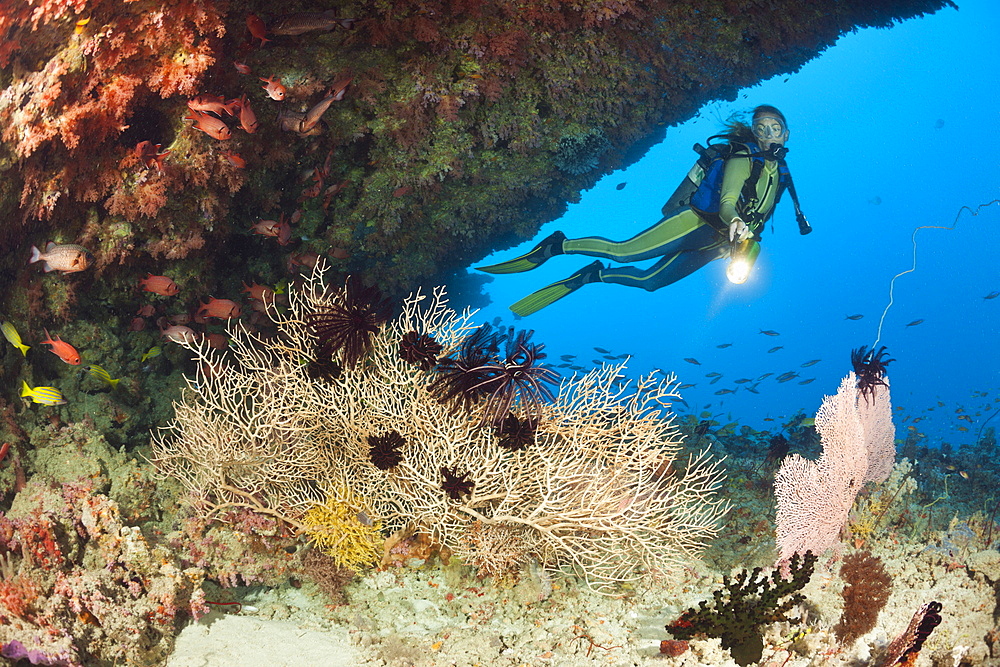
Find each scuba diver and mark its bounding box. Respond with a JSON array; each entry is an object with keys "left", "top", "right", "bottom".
[{"left": 477, "top": 105, "right": 811, "bottom": 317}]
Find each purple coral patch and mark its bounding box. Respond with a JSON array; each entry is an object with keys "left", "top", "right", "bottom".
[{"left": 1, "top": 640, "right": 73, "bottom": 666}]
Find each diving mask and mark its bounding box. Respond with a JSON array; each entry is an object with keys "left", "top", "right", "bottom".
[{"left": 752, "top": 115, "right": 787, "bottom": 149}]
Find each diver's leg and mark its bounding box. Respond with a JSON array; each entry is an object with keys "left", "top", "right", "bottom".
[
  {"left": 507, "top": 216, "right": 724, "bottom": 316},
  {"left": 600, "top": 227, "right": 728, "bottom": 292},
  {"left": 563, "top": 210, "right": 706, "bottom": 263}
]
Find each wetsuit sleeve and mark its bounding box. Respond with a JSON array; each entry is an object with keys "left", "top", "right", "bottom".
[{"left": 719, "top": 156, "right": 752, "bottom": 226}]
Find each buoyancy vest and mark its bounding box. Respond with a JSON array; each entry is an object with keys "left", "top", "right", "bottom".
[{"left": 662, "top": 137, "right": 811, "bottom": 236}]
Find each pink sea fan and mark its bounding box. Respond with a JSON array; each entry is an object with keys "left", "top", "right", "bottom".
[{"left": 773, "top": 373, "right": 895, "bottom": 564}]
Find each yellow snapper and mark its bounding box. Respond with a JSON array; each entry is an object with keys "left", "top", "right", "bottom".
[
  {"left": 29, "top": 242, "right": 94, "bottom": 274},
  {"left": 1, "top": 321, "right": 30, "bottom": 356},
  {"left": 21, "top": 380, "right": 67, "bottom": 405},
  {"left": 84, "top": 364, "right": 120, "bottom": 388},
  {"left": 140, "top": 346, "right": 162, "bottom": 362}
]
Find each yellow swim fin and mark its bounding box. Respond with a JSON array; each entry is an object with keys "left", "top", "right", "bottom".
[
  {"left": 476, "top": 231, "right": 566, "bottom": 274},
  {"left": 509, "top": 261, "right": 603, "bottom": 317}
]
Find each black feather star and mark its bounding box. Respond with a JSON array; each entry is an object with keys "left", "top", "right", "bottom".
[
  {"left": 851, "top": 345, "right": 894, "bottom": 402},
  {"left": 428, "top": 324, "right": 502, "bottom": 413},
  {"left": 368, "top": 430, "right": 406, "bottom": 470},
  {"left": 495, "top": 413, "right": 538, "bottom": 452},
  {"left": 429, "top": 325, "right": 559, "bottom": 426},
  {"left": 473, "top": 328, "right": 559, "bottom": 426},
  {"left": 305, "top": 356, "right": 342, "bottom": 382},
  {"left": 306, "top": 278, "right": 393, "bottom": 370},
  {"left": 398, "top": 331, "right": 443, "bottom": 371},
  {"left": 440, "top": 466, "right": 475, "bottom": 500}
]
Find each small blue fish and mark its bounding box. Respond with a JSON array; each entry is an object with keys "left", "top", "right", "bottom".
[
  {"left": 845, "top": 314, "right": 864, "bottom": 320},
  {"left": 798, "top": 378, "right": 816, "bottom": 385},
  {"left": 983, "top": 291, "right": 999, "bottom": 300},
  {"left": 21, "top": 381, "right": 67, "bottom": 405},
  {"left": 759, "top": 330, "right": 780, "bottom": 336},
  {"left": 678, "top": 383, "right": 696, "bottom": 390},
  {"left": 84, "top": 364, "right": 121, "bottom": 388},
  {"left": 767, "top": 346, "right": 784, "bottom": 353},
  {"left": 905, "top": 319, "right": 924, "bottom": 327},
  {"left": 714, "top": 388, "right": 736, "bottom": 395},
  {"left": 800, "top": 359, "right": 821, "bottom": 367},
  {"left": 715, "top": 343, "right": 733, "bottom": 348},
  {"left": 683, "top": 358, "right": 701, "bottom": 365}
]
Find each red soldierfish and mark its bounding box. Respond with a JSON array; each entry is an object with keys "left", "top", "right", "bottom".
[
  {"left": 139, "top": 274, "right": 180, "bottom": 296},
  {"left": 187, "top": 94, "right": 237, "bottom": 117},
  {"left": 185, "top": 110, "right": 232, "bottom": 140},
  {"left": 29, "top": 242, "right": 93, "bottom": 274},
  {"left": 161, "top": 325, "right": 199, "bottom": 345},
  {"left": 134, "top": 141, "right": 169, "bottom": 172},
  {"left": 241, "top": 282, "right": 276, "bottom": 302},
  {"left": 229, "top": 95, "right": 258, "bottom": 133},
  {"left": 41, "top": 328, "right": 81, "bottom": 365},
  {"left": 221, "top": 151, "right": 246, "bottom": 169},
  {"left": 196, "top": 298, "right": 242, "bottom": 321},
  {"left": 260, "top": 76, "right": 286, "bottom": 101},
  {"left": 246, "top": 14, "right": 270, "bottom": 46},
  {"left": 251, "top": 215, "right": 292, "bottom": 245}
]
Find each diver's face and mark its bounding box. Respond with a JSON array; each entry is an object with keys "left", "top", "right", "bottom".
[{"left": 752, "top": 115, "right": 788, "bottom": 150}]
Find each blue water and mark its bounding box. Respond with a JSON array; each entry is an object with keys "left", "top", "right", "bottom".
[{"left": 460, "top": 0, "right": 1000, "bottom": 446}]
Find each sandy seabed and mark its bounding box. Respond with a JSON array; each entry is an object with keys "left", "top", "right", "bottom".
[{"left": 166, "top": 542, "right": 1000, "bottom": 667}]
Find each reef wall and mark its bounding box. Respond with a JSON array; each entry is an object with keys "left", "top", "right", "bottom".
[
  {"left": 0, "top": 0, "right": 955, "bottom": 303},
  {"left": 0, "top": 0, "right": 956, "bottom": 451}
]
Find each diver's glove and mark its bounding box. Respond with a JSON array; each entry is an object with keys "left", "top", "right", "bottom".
[{"left": 728, "top": 217, "right": 751, "bottom": 243}]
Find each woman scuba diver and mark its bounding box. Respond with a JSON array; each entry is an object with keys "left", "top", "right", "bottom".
[{"left": 477, "top": 105, "right": 810, "bottom": 317}]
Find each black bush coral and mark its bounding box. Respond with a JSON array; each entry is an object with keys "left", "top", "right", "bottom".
[{"left": 665, "top": 551, "right": 817, "bottom": 667}]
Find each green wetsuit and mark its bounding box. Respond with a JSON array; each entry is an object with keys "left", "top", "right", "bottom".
[{"left": 565, "top": 152, "right": 782, "bottom": 291}]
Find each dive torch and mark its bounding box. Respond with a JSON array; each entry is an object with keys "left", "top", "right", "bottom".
[{"left": 726, "top": 237, "right": 760, "bottom": 285}]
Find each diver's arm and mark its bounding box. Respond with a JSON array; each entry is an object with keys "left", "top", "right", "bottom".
[{"left": 718, "top": 156, "right": 752, "bottom": 226}]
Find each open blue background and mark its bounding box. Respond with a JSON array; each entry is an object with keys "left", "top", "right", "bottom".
[{"left": 454, "top": 0, "right": 999, "bottom": 446}]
